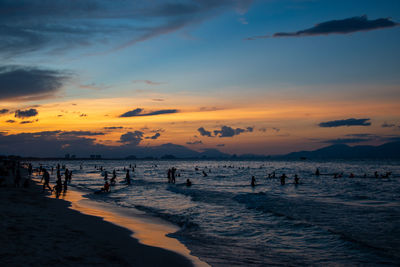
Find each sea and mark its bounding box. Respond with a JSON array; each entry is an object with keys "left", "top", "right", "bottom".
[{"left": 33, "top": 159, "right": 400, "bottom": 266}]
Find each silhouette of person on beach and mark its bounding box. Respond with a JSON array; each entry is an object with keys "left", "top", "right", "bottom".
[
  {"left": 42, "top": 169, "right": 52, "bottom": 192},
  {"left": 54, "top": 177, "right": 63, "bottom": 198},
  {"left": 251, "top": 176, "right": 256, "bottom": 187},
  {"left": 68, "top": 170, "right": 72, "bottom": 183},
  {"left": 63, "top": 179, "right": 68, "bottom": 192},
  {"left": 57, "top": 168, "right": 61, "bottom": 181}
]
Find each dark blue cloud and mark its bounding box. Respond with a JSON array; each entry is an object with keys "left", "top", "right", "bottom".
[
  {"left": 6, "top": 120, "right": 15, "bottom": 123},
  {"left": 59, "top": 131, "right": 105, "bottom": 136},
  {"left": 213, "top": 125, "right": 253, "bottom": 138},
  {"left": 120, "top": 108, "right": 178, "bottom": 117},
  {"left": 119, "top": 131, "right": 144, "bottom": 145},
  {"left": 247, "top": 15, "right": 399, "bottom": 40},
  {"left": 197, "top": 127, "right": 213, "bottom": 137},
  {"left": 319, "top": 118, "right": 371, "bottom": 127},
  {"left": 14, "top": 108, "right": 38, "bottom": 118},
  {"left": 145, "top": 132, "right": 161, "bottom": 140},
  {"left": 0, "top": 108, "right": 9, "bottom": 114},
  {"left": 0, "top": 66, "right": 67, "bottom": 101}
]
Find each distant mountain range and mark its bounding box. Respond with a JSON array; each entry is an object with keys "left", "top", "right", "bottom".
[
  {"left": 4, "top": 141, "right": 400, "bottom": 160},
  {"left": 279, "top": 141, "right": 400, "bottom": 160}
]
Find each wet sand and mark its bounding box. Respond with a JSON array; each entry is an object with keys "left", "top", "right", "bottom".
[{"left": 0, "top": 164, "right": 202, "bottom": 266}]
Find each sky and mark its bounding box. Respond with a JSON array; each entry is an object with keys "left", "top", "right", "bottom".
[{"left": 0, "top": 0, "right": 400, "bottom": 157}]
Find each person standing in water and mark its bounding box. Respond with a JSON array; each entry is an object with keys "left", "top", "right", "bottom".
[
  {"left": 111, "top": 169, "right": 117, "bottom": 185},
  {"left": 294, "top": 174, "right": 299, "bottom": 185},
  {"left": 251, "top": 176, "right": 256, "bottom": 187},
  {"left": 126, "top": 170, "right": 131, "bottom": 184},
  {"left": 280, "top": 174, "right": 287, "bottom": 185}
]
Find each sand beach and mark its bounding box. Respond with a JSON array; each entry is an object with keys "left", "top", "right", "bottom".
[{"left": 0, "top": 161, "right": 201, "bottom": 266}]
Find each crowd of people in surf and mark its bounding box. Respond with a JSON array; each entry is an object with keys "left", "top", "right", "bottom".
[
  {"left": 26, "top": 161, "right": 396, "bottom": 196},
  {"left": 36, "top": 164, "right": 73, "bottom": 198}
]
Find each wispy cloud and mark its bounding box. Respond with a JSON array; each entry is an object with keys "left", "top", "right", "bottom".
[
  {"left": 246, "top": 15, "right": 399, "bottom": 40},
  {"left": 0, "top": 0, "right": 253, "bottom": 58},
  {"left": 133, "top": 80, "right": 164, "bottom": 86},
  {"left": 120, "top": 108, "right": 178, "bottom": 117},
  {"left": 319, "top": 118, "right": 371, "bottom": 128}
]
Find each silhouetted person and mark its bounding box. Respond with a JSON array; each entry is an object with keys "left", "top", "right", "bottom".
[
  {"left": 171, "top": 167, "right": 176, "bottom": 183},
  {"left": 42, "top": 169, "right": 52, "bottom": 192},
  {"left": 315, "top": 168, "right": 320, "bottom": 176},
  {"left": 104, "top": 171, "right": 108, "bottom": 180},
  {"left": 294, "top": 174, "right": 299, "bottom": 185},
  {"left": 63, "top": 179, "right": 68, "bottom": 192},
  {"left": 349, "top": 173, "right": 355, "bottom": 178},
  {"left": 68, "top": 170, "right": 72, "bottom": 183},
  {"left": 111, "top": 170, "right": 116, "bottom": 185},
  {"left": 280, "top": 174, "right": 287, "bottom": 185},
  {"left": 126, "top": 170, "right": 131, "bottom": 184},
  {"left": 167, "top": 169, "right": 172, "bottom": 183},
  {"left": 101, "top": 181, "right": 110, "bottom": 192},
  {"left": 54, "top": 178, "right": 63, "bottom": 198},
  {"left": 57, "top": 169, "right": 61, "bottom": 181},
  {"left": 202, "top": 170, "right": 208, "bottom": 177},
  {"left": 251, "top": 176, "right": 256, "bottom": 187},
  {"left": 186, "top": 179, "right": 192, "bottom": 187}
]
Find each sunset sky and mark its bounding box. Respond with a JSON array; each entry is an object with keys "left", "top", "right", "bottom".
[{"left": 0, "top": 0, "right": 400, "bottom": 157}]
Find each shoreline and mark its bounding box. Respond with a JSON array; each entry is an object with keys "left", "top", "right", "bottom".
[
  {"left": 47, "top": 183, "right": 209, "bottom": 267},
  {"left": 0, "top": 163, "right": 207, "bottom": 266}
]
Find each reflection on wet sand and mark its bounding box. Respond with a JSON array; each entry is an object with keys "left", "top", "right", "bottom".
[{"left": 53, "top": 188, "right": 208, "bottom": 267}]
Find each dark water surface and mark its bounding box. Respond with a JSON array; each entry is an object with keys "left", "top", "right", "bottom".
[{"left": 36, "top": 160, "right": 400, "bottom": 266}]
